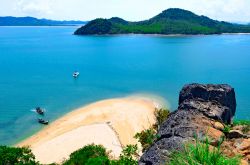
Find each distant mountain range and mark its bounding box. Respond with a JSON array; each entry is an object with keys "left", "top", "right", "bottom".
[
  {"left": 74, "top": 8, "right": 250, "bottom": 35},
  {"left": 0, "top": 16, "right": 87, "bottom": 26}
]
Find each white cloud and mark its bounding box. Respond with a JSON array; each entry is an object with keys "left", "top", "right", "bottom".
[
  {"left": 14, "top": 0, "right": 53, "bottom": 17},
  {"left": 190, "top": 0, "right": 250, "bottom": 23},
  {"left": 0, "top": 0, "right": 250, "bottom": 23}
]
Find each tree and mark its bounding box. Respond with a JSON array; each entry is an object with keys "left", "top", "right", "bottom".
[
  {"left": 0, "top": 145, "right": 38, "bottom": 165},
  {"left": 134, "top": 127, "right": 157, "bottom": 152},
  {"left": 153, "top": 108, "right": 170, "bottom": 130},
  {"left": 111, "top": 145, "right": 139, "bottom": 165},
  {"left": 63, "top": 144, "right": 109, "bottom": 165}
]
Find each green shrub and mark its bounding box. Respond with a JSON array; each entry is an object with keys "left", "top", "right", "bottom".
[
  {"left": 222, "top": 124, "right": 231, "bottom": 134},
  {"left": 63, "top": 144, "right": 139, "bottom": 165},
  {"left": 0, "top": 145, "right": 39, "bottom": 165},
  {"left": 112, "top": 144, "right": 139, "bottom": 165},
  {"left": 153, "top": 108, "right": 170, "bottom": 130},
  {"left": 134, "top": 127, "right": 157, "bottom": 152},
  {"left": 86, "top": 156, "right": 110, "bottom": 165},
  {"left": 169, "top": 138, "right": 240, "bottom": 165},
  {"left": 63, "top": 144, "right": 109, "bottom": 165}
]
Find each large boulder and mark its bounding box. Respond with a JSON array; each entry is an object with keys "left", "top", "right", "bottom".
[
  {"left": 139, "top": 84, "right": 236, "bottom": 165},
  {"left": 179, "top": 83, "right": 236, "bottom": 123}
]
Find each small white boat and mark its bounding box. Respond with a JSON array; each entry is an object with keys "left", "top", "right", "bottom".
[{"left": 73, "top": 71, "right": 80, "bottom": 78}]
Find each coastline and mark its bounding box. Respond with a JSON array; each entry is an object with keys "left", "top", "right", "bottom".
[
  {"left": 74, "top": 32, "right": 250, "bottom": 38},
  {"left": 17, "top": 96, "right": 163, "bottom": 164}
]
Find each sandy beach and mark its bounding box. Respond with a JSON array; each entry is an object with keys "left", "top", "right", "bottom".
[{"left": 17, "top": 97, "right": 161, "bottom": 164}]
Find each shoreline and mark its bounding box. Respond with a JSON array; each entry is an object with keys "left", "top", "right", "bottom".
[
  {"left": 17, "top": 96, "right": 163, "bottom": 164},
  {"left": 74, "top": 32, "right": 250, "bottom": 37}
]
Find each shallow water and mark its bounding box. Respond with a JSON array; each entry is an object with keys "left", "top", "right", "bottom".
[{"left": 0, "top": 26, "right": 250, "bottom": 145}]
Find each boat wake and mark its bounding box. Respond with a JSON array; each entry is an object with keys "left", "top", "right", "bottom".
[{"left": 30, "top": 109, "right": 36, "bottom": 112}]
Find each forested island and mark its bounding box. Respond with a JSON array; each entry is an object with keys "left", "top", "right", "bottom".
[
  {"left": 74, "top": 8, "right": 250, "bottom": 35},
  {"left": 0, "top": 16, "right": 86, "bottom": 26}
]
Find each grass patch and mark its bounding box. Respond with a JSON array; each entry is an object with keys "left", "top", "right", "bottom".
[
  {"left": 222, "top": 124, "right": 231, "bottom": 134},
  {"left": 233, "top": 120, "right": 250, "bottom": 126},
  {"left": 169, "top": 138, "right": 240, "bottom": 165}
]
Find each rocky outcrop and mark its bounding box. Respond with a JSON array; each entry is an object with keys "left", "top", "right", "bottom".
[
  {"left": 139, "top": 83, "right": 237, "bottom": 165},
  {"left": 179, "top": 84, "right": 236, "bottom": 124}
]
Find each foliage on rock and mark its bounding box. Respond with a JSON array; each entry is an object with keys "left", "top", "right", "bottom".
[
  {"left": 153, "top": 108, "right": 170, "bottom": 130},
  {"left": 223, "top": 124, "right": 231, "bottom": 134}
]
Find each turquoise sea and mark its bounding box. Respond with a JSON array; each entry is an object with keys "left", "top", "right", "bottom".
[{"left": 0, "top": 26, "right": 250, "bottom": 145}]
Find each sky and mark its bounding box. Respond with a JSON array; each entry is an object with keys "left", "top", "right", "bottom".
[{"left": 0, "top": 0, "right": 250, "bottom": 23}]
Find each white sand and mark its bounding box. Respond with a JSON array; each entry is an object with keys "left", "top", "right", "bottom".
[
  {"left": 32, "top": 123, "right": 122, "bottom": 164},
  {"left": 17, "top": 97, "right": 160, "bottom": 164}
]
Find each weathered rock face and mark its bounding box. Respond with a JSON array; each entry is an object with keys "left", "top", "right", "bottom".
[
  {"left": 139, "top": 84, "right": 237, "bottom": 165},
  {"left": 179, "top": 84, "right": 236, "bottom": 124}
]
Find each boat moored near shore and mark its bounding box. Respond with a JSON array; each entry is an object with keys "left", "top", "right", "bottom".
[{"left": 38, "top": 118, "right": 49, "bottom": 125}]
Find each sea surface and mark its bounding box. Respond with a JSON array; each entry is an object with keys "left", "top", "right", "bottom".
[{"left": 0, "top": 26, "right": 250, "bottom": 145}]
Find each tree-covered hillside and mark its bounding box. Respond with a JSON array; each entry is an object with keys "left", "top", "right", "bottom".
[
  {"left": 74, "top": 8, "right": 250, "bottom": 35},
  {"left": 0, "top": 16, "right": 86, "bottom": 26}
]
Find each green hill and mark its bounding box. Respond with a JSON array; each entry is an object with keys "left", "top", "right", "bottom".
[
  {"left": 74, "top": 8, "right": 250, "bottom": 35},
  {"left": 0, "top": 16, "right": 86, "bottom": 26}
]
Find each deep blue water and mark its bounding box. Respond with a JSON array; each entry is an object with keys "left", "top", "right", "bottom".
[{"left": 0, "top": 26, "right": 250, "bottom": 145}]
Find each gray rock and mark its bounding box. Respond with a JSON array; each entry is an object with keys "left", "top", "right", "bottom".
[
  {"left": 179, "top": 83, "right": 236, "bottom": 124},
  {"left": 139, "top": 136, "right": 185, "bottom": 165},
  {"left": 179, "top": 99, "right": 232, "bottom": 124},
  {"left": 139, "top": 84, "right": 237, "bottom": 165},
  {"left": 158, "top": 109, "right": 200, "bottom": 138}
]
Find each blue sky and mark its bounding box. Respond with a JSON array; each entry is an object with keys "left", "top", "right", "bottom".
[{"left": 0, "top": 0, "right": 250, "bottom": 23}]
